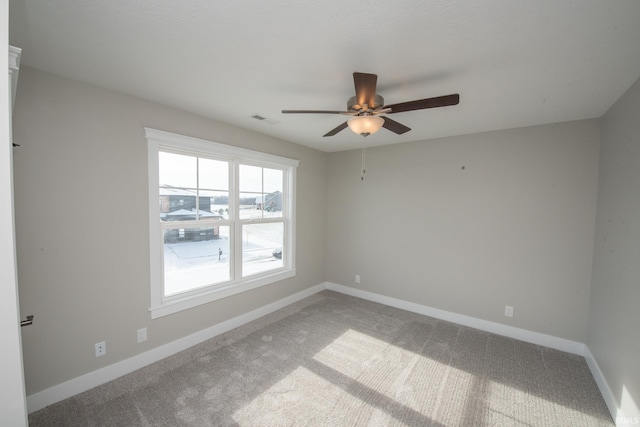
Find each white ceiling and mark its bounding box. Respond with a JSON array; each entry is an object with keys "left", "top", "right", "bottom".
[{"left": 9, "top": 1, "right": 640, "bottom": 152}]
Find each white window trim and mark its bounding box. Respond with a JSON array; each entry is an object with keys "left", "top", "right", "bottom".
[{"left": 145, "top": 128, "right": 298, "bottom": 319}]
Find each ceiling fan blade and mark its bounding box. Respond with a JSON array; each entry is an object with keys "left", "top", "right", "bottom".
[
  {"left": 282, "top": 110, "right": 346, "bottom": 114},
  {"left": 382, "top": 117, "right": 411, "bottom": 135},
  {"left": 385, "top": 94, "right": 460, "bottom": 114},
  {"left": 323, "top": 121, "right": 349, "bottom": 137},
  {"left": 353, "top": 72, "right": 378, "bottom": 108}
]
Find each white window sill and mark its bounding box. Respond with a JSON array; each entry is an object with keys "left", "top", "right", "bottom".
[{"left": 149, "top": 269, "right": 296, "bottom": 319}]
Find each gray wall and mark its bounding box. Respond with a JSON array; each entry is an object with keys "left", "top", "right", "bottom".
[
  {"left": 12, "top": 67, "right": 328, "bottom": 395},
  {"left": 326, "top": 120, "right": 600, "bottom": 342},
  {"left": 588, "top": 76, "right": 640, "bottom": 418}
]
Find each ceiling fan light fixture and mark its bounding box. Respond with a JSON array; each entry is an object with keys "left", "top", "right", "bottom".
[{"left": 347, "top": 115, "right": 384, "bottom": 137}]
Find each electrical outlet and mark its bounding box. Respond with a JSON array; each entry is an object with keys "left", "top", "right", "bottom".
[
  {"left": 137, "top": 328, "right": 147, "bottom": 343},
  {"left": 95, "top": 341, "right": 106, "bottom": 357},
  {"left": 355, "top": 274, "right": 361, "bottom": 284},
  {"left": 504, "top": 305, "right": 514, "bottom": 318}
]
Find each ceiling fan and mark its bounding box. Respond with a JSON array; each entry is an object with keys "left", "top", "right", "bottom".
[{"left": 282, "top": 72, "right": 460, "bottom": 137}]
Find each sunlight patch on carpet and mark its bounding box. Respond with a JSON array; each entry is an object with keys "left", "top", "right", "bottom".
[
  {"left": 232, "top": 366, "right": 367, "bottom": 425},
  {"left": 312, "top": 328, "right": 476, "bottom": 425}
]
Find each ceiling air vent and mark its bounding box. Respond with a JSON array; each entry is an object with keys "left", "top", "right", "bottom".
[{"left": 251, "top": 114, "right": 280, "bottom": 125}]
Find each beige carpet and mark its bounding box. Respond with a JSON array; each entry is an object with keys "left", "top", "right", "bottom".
[{"left": 29, "top": 291, "right": 614, "bottom": 426}]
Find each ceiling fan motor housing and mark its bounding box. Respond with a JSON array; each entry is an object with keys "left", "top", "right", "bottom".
[{"left": 348, "top": 95, "right": 385, "bottom": 113}]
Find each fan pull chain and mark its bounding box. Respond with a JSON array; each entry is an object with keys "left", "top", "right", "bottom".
[{"left": 361, "top": 140, "right": 366, "bottom": 181}]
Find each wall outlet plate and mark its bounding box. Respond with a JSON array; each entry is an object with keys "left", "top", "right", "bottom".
[
  {"left": 95, "top": 341, "right": 106, "bottom": 357},
  {"left": 137, "top": 328, "right": 147, "bottom": 343},
  {"left": 505, "top": 305, "right": 514, "bottom": 318}
]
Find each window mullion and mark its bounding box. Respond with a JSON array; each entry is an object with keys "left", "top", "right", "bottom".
[
  {"left": 261, "top": 167, "right": 265, "bottom": 220},
  {"left": 232, "top": 159, "right": 242, "bottom": 280},
  {"left": 195, "top": 158, "right": 200, "bottom": 218}
]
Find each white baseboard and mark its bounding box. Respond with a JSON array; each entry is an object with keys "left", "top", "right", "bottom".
[
  {"left": 26, "top": 283, "right": 326, "bottom": 413},
  {"left": 325, "top": 282, "right": 585, "bottom": 355},
  {"left": 584, "top": 346, "right": 640, "bottom": 426},
  {"left": 583, "top": 346, "right": 620, "bottom": 424}
]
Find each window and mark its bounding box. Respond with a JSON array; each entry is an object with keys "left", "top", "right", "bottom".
[{"left": 146, "top": 128, "right": 298, "bottom": 318}]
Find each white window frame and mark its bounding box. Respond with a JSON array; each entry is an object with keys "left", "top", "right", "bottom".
[{"left": 146, "top": 128, "right": 298, "bottom": 319}]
